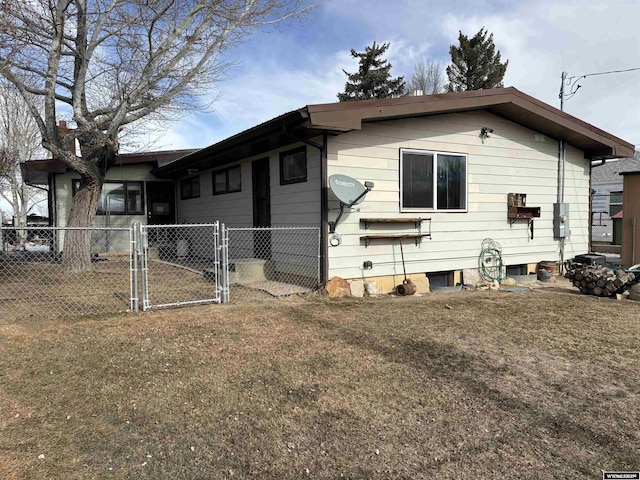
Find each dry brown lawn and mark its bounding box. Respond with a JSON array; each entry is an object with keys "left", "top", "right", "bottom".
[{"left": 1, "top": 284, "right": 639, "bottom": 479}]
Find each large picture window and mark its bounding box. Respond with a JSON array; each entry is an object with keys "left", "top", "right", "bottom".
[
  {"left": 212, "top": 165, "right": 241, "bottom": 195},
  {"left": 72, "top": 180, "right": 144, "bottom": 215},
  {"left": 280, "top": 147, "right": 307, "bottom": 185},
  {"left": 400, "top": 149, "right": 467, "bottom": 211}
]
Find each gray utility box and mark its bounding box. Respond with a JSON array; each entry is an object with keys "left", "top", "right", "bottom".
[{"left": 553, "top": 203, "right": 570, "bottom": 238}]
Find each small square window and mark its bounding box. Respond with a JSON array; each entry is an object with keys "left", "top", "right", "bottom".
[
  {"left": 181, "top": 176, "right": 200, "bottom": 200},
  {"left": 280, "top": 147, "right": 307, "bottom": 185},
  {"left": 212, "top": 166, "right": 241, "bottom": 195}
]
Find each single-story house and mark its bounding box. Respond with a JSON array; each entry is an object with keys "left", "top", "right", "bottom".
[
  {"left": 619, "top": 170, "right": 640, "bottom": 266},
  {"left": 26, "top": 87, "right": 634, "bottom": 291},
  {"left": 23, "top": 149, "right": 196, "bottom": 252}
]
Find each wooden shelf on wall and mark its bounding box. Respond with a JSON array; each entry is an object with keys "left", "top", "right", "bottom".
[
  {"left": 507, "top": 206, "right": 541, "bottom": 220},
  {"left": 360, "top": 233, "right": 431, "bottom": 247},
  {"left": 360, "top": 217, "right": 429, "bottom": 229}
]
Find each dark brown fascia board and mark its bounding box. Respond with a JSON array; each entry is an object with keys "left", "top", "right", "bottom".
[
  {"left": 24, "top": 149, "right": 198, "bottom": 175},
  {"left": 24, "top": 158, "right": 67, "bottom": 174},
  {"left": 306, "top": 87, "right": 635, "bottom": 159},
  {"left": 620, "top": 170, "right": 640, "bottom": 175},
  {"left": 156, "top": 87, "right": 634, "bottom": 177},
  {"left": 156, "top": 109, "right": 307, "bottom": 177}
]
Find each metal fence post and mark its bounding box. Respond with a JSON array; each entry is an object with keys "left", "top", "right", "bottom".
[
  {"left": 139, "top": 224, "right": 149, "bottom": 311},
  {"left": 213, "top": 221, "right": 221, "bottom": 302},
  {"left": 129, "top": 223, "right": 139, "bottom": 313},
  {"left": 220, "top": 223, "right": 230, "bottom": 303}
]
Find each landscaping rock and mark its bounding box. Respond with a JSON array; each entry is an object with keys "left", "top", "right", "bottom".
[
  {"left": 348, "top": 280, "right": 365, "bottom": 298},
  {"left": 463, "top": 268, "right": 483, "bottom": 285},
  {"left": 409, "top": 275, "right": 430, "bottom": 293},
  {"left": 363, "top": 281, "right": 379, "bottom": 296},
  {"left": 325, "top": 277, "right": 351, "bottom": 298},
  {"left": 500, "top": 277, "right": 517, "bottom": 287}
]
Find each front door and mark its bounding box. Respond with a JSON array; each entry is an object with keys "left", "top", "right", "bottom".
[
  {"left": 252, "top": 158, "right": 271, "bottom": 259},
  {"left": 146, "top": 182, "right": 175, "bottom": 245},
  {"left": 146, "top": 182, "right": 175, "bottom": 225}
]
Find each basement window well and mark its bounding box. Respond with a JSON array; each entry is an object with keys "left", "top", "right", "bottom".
[
  {"left": 426, "top": 271, "right": 454, "bottom": 287},
  {"left": 506, "top": 264, "right": 528, "bottom": 276}
]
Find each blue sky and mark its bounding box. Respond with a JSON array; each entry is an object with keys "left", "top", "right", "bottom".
[{"left": 139, "top": 0, "right": 640, "bottom": 152}]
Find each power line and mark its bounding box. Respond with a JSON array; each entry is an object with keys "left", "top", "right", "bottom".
[
  {"left": 560, "top": 67, "right": 640, "bottom": 110},
  {"left": 569, "top": 66, "right": 640, "bottom": 81}
]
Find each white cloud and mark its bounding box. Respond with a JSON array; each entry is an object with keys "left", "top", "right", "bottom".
[
  {"left": 147, "top": 0, "right": 640, "bottom": 152},
  {"left": 439, "top": 0, "right": 640, "bottom": 145}
]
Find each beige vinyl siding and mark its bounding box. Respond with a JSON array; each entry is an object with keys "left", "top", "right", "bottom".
[{"left": 327, "top": 110, "right": 590, "bottom": 279}]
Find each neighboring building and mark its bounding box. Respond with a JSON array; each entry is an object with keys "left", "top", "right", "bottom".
[
  {"left": 591, "top": 152, "right": 640, "bottom": 246},
  {"left": 620, "top": 170, "right": 640, "bottom": 266},
  {"left": 150, "top": 87, "right": 633, "bottom": 289}
]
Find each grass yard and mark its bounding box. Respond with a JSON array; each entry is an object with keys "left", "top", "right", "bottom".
[
  {"left": 0, "top": 258, "right": 224, "bottom": 321},
  {"left": 1, "top": 285, "right": 639, "bottom": 478}
]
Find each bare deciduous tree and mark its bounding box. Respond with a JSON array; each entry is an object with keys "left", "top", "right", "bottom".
[
  {"left": 0, "top": 81, "right": 47, "bottom": 248},
  {"left": 0, "top": 0, "right": 312, "bottom": 271},
  {"left": 406, "top": 59, "right": 445, "bottom": 95}
]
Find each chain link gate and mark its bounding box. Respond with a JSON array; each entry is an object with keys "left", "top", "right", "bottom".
[{"left": 139, "top": 223, "right": 223, "bottom": 310}]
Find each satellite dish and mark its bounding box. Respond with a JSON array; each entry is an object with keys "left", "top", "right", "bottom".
[
  {"left": 329, "top": 174, "right": 372, "bottom": 206},
  {"left": 328, "top": 174, "right": 374, "bottom": 234}
]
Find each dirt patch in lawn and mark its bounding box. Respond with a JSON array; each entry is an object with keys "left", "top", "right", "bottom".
[{"left": 0, "top": 287, "right": 639, "bottom": 478}]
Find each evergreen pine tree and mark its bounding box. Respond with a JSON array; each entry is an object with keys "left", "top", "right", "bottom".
[
  {"left": 446, "top": 28, "right": 508, "bottom": 92},
  {"left": 338, "top": 42, "right": 405, "bottom": 101}
]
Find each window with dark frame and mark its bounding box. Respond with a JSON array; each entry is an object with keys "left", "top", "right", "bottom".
[
  {"left": 279, "top": 147, "right": 307, "bottom": 185},
  {"left": 609, "top": 191, "right": 623, "bottom": 217},
  {"left": 72, "top": 180, "right": 144, "bottom": 215},
  {"left": 212, "top": 165, "right": 241, "bottom": 195},
  {"left": 180, "top": 176, "right": 200, "bottom": 200},
  {"left": 400, "top": 149, "right": 467, "bottom": 211}
]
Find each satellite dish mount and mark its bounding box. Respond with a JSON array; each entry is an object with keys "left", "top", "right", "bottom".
[{"left": 328, "top": 174, "right": 374, "bottom": 234}]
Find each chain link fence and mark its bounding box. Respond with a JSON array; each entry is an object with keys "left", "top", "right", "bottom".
[
  {"left": 140, "top": 223, "right": 221, "bottom": 310},
  {"left": 0, "top": 226, "right": 135, "bottom": 321},
  {"left": 0, "top": 224, "right": 321, "bottom": 319},
  {"left": 224, "top": 226, "right": 321, "bottom": 301}
]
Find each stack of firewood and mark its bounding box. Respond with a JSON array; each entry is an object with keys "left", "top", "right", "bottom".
[{"left": 565, "top": 264, "right": 636, "bottom": 297}]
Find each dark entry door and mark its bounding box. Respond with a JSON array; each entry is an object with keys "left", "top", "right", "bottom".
[
  {"left": 146, "top": 181, "right": 175, "bottom": 225},
  {"left": 252, "top": 158, "right": 271, "bottom": 259}
]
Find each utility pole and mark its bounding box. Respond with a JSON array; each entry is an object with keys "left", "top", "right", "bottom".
[
  {"left": 559, "top": 66, "right": 640, "bottom": 259},
  {"left": 559, "top": 71, "right": 567, "bottom": 112}
]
